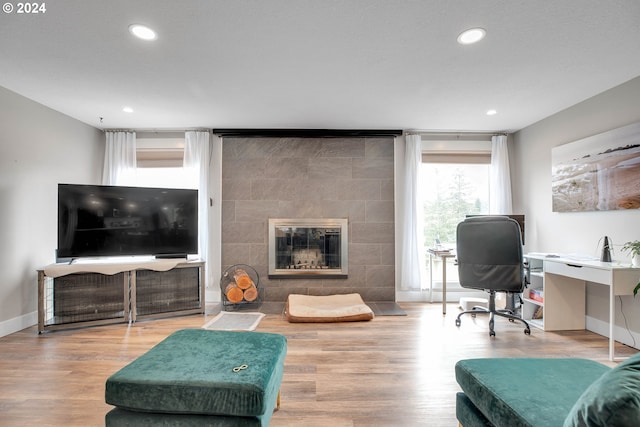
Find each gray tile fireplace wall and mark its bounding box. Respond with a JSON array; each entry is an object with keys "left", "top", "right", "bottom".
[{"left": 221, "top": 136, "right": 395, "bottom": 302}]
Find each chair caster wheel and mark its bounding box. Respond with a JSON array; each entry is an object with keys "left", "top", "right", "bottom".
[
  {"left": 509, "top": 318, "right": 515, "bottom": 323},
  {"left": 524, "top": 328, "right": 531, "bottom": 335},
  {"left": 455, "top": 318, "right": 461, "bottom": 327},
  {"left": 489, "top": 331, "right": 496, "bottom": 337}
]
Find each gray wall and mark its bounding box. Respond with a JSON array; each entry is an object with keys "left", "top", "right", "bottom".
[
  {"left": 511, "top": 75, "right": 640, "bottom": 347},
  {"left": 0, "top": 86, "right": 103, "bottom": 336},
  {"left": 221, "top": 136, "right": 395, "bottom": 302}
]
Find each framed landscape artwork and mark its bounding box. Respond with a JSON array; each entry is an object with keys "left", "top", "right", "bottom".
[{"left": 552, "top": 121, "right": 640, "bottom": 212}]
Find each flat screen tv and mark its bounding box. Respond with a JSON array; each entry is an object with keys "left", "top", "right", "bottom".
[{"left": 57, "top": 184, "right": 198, "bottom": 260}]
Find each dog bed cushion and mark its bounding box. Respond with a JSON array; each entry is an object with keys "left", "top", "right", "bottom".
[{"left": 285, "top": 293, "right": 374, "bottom": 323}]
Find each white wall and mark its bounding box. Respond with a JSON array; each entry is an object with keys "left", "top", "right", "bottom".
[
  {"left": 0, "top": 86, "right": 103, "bottom": 337},
  {"left": 511, "top": 75, "right": 640, "bottom": 348}
]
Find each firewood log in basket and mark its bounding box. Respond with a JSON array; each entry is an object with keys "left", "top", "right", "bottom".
[{"left": 220, "top": 264, "right": 260, "bottom": 305}]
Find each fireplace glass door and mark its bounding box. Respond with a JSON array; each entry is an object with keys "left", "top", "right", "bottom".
[{"left": 268, "top": 218, "right": 348, "bottom": 278}]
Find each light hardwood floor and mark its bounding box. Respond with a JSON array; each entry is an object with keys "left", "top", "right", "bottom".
[{"left": 0, "top": 302, "right": 637, "bottom": 427}]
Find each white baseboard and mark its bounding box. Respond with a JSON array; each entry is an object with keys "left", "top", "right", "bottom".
[
  {"left": 206, "top": 289, "right": 221, "bottom": 304},
  {"left": 395, "top": 290, "right": 430, "bottom": 302},
  {"left": 0, "top": 311, "right": 37, "bottom": 338},
  {"left": 396, "top": 288, "right": 486, "bottom": 303},
  {"left": 2, "top": 293, "right": 221, "bottom": 339},
  {"left": 586, "top": 316, "right": 640, "bottom": 351}
]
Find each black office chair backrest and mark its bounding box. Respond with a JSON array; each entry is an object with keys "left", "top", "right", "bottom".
[{"left": 456, "top": 216, "right": 524, "bottom": 292}]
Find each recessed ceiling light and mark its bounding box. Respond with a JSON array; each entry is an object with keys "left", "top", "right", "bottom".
[
  {"left": 486, "top": 109, "right": 497, "bottom": 116},
  {"left": 129, "top": 24, "right": 157, "bottom": 41},
  {"left": 457, "top": 28, "right": 486, "bottom": 45},
  {"left": 123, "top": 107, "right": 134, "bottom": 113}
]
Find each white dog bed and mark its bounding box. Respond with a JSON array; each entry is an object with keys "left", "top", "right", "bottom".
[{"left": 285, "top": 293, "right": 375, "bottom": 323}]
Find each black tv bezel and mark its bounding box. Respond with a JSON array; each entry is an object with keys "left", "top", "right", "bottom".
[{"left": 56, "top": 183, "right": 198, "bottom": 261}]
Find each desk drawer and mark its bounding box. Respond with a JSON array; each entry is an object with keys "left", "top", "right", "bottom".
[{"left": 545, "top": 261, "right": 611, "bottom": 285}]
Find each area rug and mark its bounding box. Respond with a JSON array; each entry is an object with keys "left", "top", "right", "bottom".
[
  {"left": 368, "top": 302, "right": 407, "bottom": 316},
  {"left": 202, "top": 311, "right": 265, "bottom": 331}
]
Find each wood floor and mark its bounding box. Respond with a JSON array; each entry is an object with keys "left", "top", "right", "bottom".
[{"left": 1, "top": 302, "right": 637, "bottom": 427}]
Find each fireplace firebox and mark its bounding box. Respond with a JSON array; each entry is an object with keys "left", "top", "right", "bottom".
[{"left": 268, "top": 218, "right": 348, "bottom": 278}]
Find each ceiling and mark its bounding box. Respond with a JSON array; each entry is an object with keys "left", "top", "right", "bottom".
[{"left": 1, "top": 0, "right": 639, "bottom": 133}]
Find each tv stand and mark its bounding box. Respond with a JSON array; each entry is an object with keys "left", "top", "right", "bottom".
[{"left": 37, "top": 259, "right": 205, "bottom": 333}]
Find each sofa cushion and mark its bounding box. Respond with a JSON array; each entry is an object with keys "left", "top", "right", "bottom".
[
  {"left": 105, "top": 329, "right": 287, "bottom": 418},
  {"left": 456, "top": 392, "right": 494, "bottom": 427},
  {"left": 456, "top": 358, "right": 610, "bottom": 427},
  {"left": 563, "top": 352, "right": 640, "bottom": 427}
]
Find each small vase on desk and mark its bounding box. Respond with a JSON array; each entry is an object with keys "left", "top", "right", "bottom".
[{"left": 633, "top": 254, "right": 640, "bottom": 268}]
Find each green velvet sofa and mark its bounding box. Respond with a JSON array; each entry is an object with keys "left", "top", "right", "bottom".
[{"left": 455, "top": 353, "right": 640, "bottom": 427}]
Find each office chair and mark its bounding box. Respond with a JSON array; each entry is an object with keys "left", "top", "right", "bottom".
[{"left": 454, "top": 216, "right": 531, "bottom": 336}]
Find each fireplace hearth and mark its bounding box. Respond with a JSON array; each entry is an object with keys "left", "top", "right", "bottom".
[{"left": 268, "top": 218, "right": 348, "bottom": 278}]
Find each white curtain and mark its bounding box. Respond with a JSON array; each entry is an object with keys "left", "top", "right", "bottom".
[
  {"left": 399, "top": 134, "right": 426, "bottom": 291},
  {"left": 102, "top": 131, "right": 137, "bottom": 185},
  {"left": 489, "top": 134, "right": 513, "bottom": 214},
  {"left": 184, "top": 131, "right": 211, "bottom": 282}
]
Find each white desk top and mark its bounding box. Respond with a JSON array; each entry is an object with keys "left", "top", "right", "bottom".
[
  {"left": 427, "top": 248, "right": 456, "bottom": 257},
  {"left": 526, "top": 253, "right": 636, "bottom": 271}
]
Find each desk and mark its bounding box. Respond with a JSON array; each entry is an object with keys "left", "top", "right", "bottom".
[
  {"left": 428, "top": 249, "right": 456, "bottom": 315},
  {"left": 524, "top": 254, "right": 640, "bottom": 361}
]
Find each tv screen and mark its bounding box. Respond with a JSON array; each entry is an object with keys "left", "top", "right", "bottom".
[{"left": 57, "top": 184, "right": 198, "bottom": 260}]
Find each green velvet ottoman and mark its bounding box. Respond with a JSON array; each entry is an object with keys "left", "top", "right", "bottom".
[
  {"left": 456, "top": 354, "right": 640, "bottom": 427},
  {"left": 105, "top": 329, "right": 287, "bottom": 426}
]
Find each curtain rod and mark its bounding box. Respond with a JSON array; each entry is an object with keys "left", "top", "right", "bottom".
[
  {"left": 212, "top": 128, "right": 403, "bottom": 137},
  {"left": 102, "top": 128, "right": 211, "bottom": 133},
  {"left": 405, "top": 130, "right": 507, "bottom": 137}
]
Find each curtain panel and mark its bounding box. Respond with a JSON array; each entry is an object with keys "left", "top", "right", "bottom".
[
  {"left": 102, "top": 131, "right": 136, "bottom": 185},
  {"left": 398, "top": 134, "right": 426, "bottom": 291},
  {"left": 490, "top": 134, "right": 513, "bottom": 214},
  {"left": 184, "top": 131, "right": 211, "bottom": 286}
]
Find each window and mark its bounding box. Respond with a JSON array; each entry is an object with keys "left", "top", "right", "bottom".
[
  {"left": 136, "top": 167, "right": 196, "bottom": 189},
  {"left": 420, "top": 137, "right": 492, "bottom": 290},
  {"left": 421, "top": 162, "right": 490, "bottom": 247},
  {"left": 135, "top": 134, "right": 196, "bottom": 190}
]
